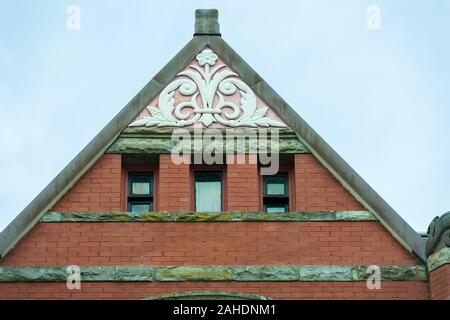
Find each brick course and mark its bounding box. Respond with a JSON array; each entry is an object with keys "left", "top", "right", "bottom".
[
  {"left": 0, "top": 281, "right": 428, "bottom": 300},
  {"left": 0, "top": 221, "right": 419, "bottom": 267},
  {"left": 227, "top": 155, "right": 259, "bottom": 211},
  {"left": 295, "top": 154, "right": 364, "bottom": 211},
  {"left": 51, "top": 154, "right": 122, "bottom": 212},
  {"left": 429, "top": 264, "right": 450, "bottom": 300},
  {"left": 158, "top": 154, "right": 191, "bottom": 210}
]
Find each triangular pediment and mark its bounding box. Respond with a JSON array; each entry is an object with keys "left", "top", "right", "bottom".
[{"left": 129, "top": 48, "right": 286, "bottom": 129}]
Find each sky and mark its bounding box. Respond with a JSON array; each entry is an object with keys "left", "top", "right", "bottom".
[{"left": 0, "top": 0, "right": 449, "bottom": 232}]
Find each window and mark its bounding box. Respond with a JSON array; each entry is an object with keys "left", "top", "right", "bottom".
[
  {"left": 128, "top": 172, "right": 153, "bottom": 213},
  {"left": 194, "top": 171, "right": 222, "bottom": 212},
  {"left": 263, "top": 172, "right": 289, "bottom": 213}
]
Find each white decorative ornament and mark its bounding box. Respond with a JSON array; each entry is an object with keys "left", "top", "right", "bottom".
[{"left": 130, "top": 49, "right": 285, "bottom": 128}]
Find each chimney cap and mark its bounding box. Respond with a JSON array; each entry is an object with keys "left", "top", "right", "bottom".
[{"left": 194, "top": 9, "right": 221, "bottom": 36}]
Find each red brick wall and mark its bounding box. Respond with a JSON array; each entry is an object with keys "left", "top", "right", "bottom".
[
  {"left": 0, "top": 282, "right": 428, "bottom": 300},
  {"left": 50, "top": 153, "right": 365, "bottom": 213},
  {"left": 50, "top": 154, "right": 365, "bottom": 213},
  {"left": 295, "top": 154, "right": 364, "bottom": 211},
  {"left": 51, "top": 154, "right": 122, "bottom": 212},
  {"left": 158, "top": 155, "right": 191, "bottom": 210},
  {"left": 0, "top": 221, "right": 419, "bottom": 267},
  {"left": 227, "top": 155, "right": 259, "bottom": 211},
  {"left": 429, "top": 264, "right": 450, "bottom": 300},
  {"left": 1, "top": 152, "right": 427, "bottom": 300}
]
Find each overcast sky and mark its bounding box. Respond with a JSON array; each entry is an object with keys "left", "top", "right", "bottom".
[{"left": 0, "top": 0, "right": 449, "bottom": 232}]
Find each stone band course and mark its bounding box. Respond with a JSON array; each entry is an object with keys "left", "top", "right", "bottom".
[
  {"left": 0, "top": 265, "right": 427, "bottom": 282},
  {"left": 106, "top": 128, "right": 310, "bottom": 154},
  {"left": 41, "top": 211, "right": 377, "bottom": 223}
]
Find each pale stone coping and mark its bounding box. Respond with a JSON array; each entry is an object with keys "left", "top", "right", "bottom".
[
  {"left": 0, "top": 265, "right": 427, "bottom": 283},
  {"left": 40, "top": 211, "right": 378, "bottom": 223},
  {"left": 427, "top": 247, "right": 450, "bottom": 272}
]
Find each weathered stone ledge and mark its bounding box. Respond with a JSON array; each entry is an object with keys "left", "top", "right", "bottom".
[
  {"left": 40, "top": 211, "right": 377, "bottom": 223},
  {"left": 427, "top": 247, "right": 450, "bottom": 272},
  {"left": 106, "top": 128, "right": 310, "bottom": 154},
  {"left": 106, "top": 137, "right": 310, "bottom": 154},
  {"left": 144, "top": 291, "right": 271, "bottom": 300},
  {"left": 0, "top": 265, "right": 427, "bottom": 283}
]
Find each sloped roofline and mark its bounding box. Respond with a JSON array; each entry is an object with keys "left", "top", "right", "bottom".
[{"left": 0, "top": 12, "right": 426, "bottom": 262}]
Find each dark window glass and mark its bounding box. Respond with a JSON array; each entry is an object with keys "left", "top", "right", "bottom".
[
  {"left": 263, "top": 173, "right": 289, "bottom": 213},
  {"left": 128, "top": 173, "right": 153, "bottom": 212},
  {"left": 194, "top": 171, "right": 222, "bottom": 212},
  {"left": 129, "top": 202, "right": 151, "bottom": 213}
]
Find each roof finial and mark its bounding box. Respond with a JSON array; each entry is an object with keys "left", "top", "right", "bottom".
[{"left": 194, "top": 9, "right": 221, "bottom": 36}]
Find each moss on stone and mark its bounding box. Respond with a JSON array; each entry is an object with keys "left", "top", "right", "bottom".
[
  {"left": 427, "top": 247, "right": 450, "bottom": 272},
  {"left": 0, "top": 265, "right": 427, "bottom": 282},
  {"left": 41, "top": 210, "right": 377, "bottom": 223}
]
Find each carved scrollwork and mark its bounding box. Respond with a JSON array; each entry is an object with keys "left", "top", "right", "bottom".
[
  {"left": 130, "top": 49, "right": 285, "bottom": 128},
  {"left": 426, "top": 211, "right": 450, "bottom": 256}
]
